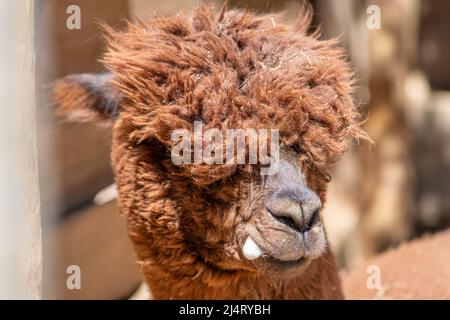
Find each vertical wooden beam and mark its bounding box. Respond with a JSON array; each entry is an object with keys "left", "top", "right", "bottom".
[
  {"left": 37, "top": 0, "right": 135, "bottom": 299},
  {"left": 0, "top": 0, "right": 42, "bottom": 299}
]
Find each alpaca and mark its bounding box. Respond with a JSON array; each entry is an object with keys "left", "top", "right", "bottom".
[
  {"left": 53, "top": 5, "right": 367, "bottom": 299},
  {"left": 343, "top": 229, "right": 450, "bottom": 299},
  {"left": 129, "top": 228, "right": 450, "bottom": 300}
]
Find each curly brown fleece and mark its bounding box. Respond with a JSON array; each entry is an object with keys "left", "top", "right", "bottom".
[{"left": 54, "top": 5, "right": 366, "bottom": 299}]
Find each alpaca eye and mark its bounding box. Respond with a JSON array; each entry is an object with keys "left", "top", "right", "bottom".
[
  {"left": 305, "top": 79, "right": 317, "bottom": 89},
  {"left": 291, "top": 145, "right": 302, "bottom": 155},
  {"left": 208, "top": 181, "right": 221, "bottom": 190}
]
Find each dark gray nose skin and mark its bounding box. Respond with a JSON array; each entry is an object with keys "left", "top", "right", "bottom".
[{"left": 264, "top": 153, "right": 322, "bottom": 233}]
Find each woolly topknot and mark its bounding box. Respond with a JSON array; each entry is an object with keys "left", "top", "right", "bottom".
[{"left": 103, "top": 5, "right": 366, "bottom": 185}]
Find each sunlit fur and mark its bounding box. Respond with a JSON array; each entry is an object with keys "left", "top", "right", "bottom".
[{"left": 54, "top": 5, "right": 368, "bottom": 299}]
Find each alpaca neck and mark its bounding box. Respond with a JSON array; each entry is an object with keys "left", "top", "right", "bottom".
[
  {"left": 231, "top": 249, "right": 343, "bottom": 299},
  {"left": 148, "top": 249, "right": 343, "bottom": 299}
]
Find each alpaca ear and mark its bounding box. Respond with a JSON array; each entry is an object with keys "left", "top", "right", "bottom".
[{"left": 52, "top": 72, "right": 121, "bottom": 125}]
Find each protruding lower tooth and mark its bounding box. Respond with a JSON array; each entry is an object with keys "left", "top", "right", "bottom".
[{"left": 243, "top": 237, "right": 263, "bottom": 260}]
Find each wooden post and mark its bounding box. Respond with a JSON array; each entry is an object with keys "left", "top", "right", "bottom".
[{"left": 0, "top": 0, "right": 42, "bottom": 299}]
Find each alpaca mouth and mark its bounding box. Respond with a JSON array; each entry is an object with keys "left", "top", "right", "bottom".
[
  {"left": 240, "top": 235, "right": 312, "bottom": 277},
  {"left": 242, "top": 234, "right": 309, "bottom": 263},
  {"left": 264, "top": 255, "right": 308, "bottom": 268},
  {"left": 240, "top": 214, "right": 326, "bottom": 277}
]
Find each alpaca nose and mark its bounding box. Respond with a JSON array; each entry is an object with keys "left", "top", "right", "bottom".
[{"left": 266, "top": 187, "right": 322, "bottom": 233}]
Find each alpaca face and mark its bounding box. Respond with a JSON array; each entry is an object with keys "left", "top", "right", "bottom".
[
  {"left": 110, "top": 132, "right": 328, "bottom": 279},
  {"left": 53, "top": 6, "right": 366, "bottom": 282},
  {"left": 235, "top": 150, "right": 327, "bottom": 278}
]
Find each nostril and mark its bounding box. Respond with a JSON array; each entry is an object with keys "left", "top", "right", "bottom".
[
  {"left": 303, "top": 209, "right": 320, "bottom": 232},
  {"left": 266, "top": 186, "right": 322, "bottom": 233},
  {"left": 268, "top": 209, "right": 298, "bottom": 230},
  {"left": 267, "top": 206, "right": 320, "bottom": 233}
]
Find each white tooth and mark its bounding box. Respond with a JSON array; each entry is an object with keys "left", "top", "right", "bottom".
[{"left": 243, "top": 237, "right": 263, "bottom": 260}]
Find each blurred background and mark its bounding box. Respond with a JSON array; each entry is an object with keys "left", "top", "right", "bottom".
[{"left": 2, "top": 0, "right": 447, "bottom": 299}]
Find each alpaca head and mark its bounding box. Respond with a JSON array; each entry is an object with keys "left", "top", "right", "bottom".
[{"left": 53, "top": 6, "right": 365, "bottom": 281}]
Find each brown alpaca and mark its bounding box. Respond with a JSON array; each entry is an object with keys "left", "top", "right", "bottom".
[
  {"left": 53, "top": 5, "right": 367, "bottom": 299},
  {"left": 343, "top": 229, "right": 450, "bottom": 299}
]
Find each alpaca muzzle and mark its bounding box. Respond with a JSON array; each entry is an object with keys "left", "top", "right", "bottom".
[
  {"left": 240, "top": 151, "right": 327, "bottom": 276},
  {"left": 265, "top": 187, "right": 322, "bottom": 235}
]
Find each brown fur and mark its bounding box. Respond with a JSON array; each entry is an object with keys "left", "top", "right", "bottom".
[
  {"left": 343, "top": 229, "right": 450, "bottom": 299},
  {"left": 53, "top": 5, "right": 367, "bottom": 299}
]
